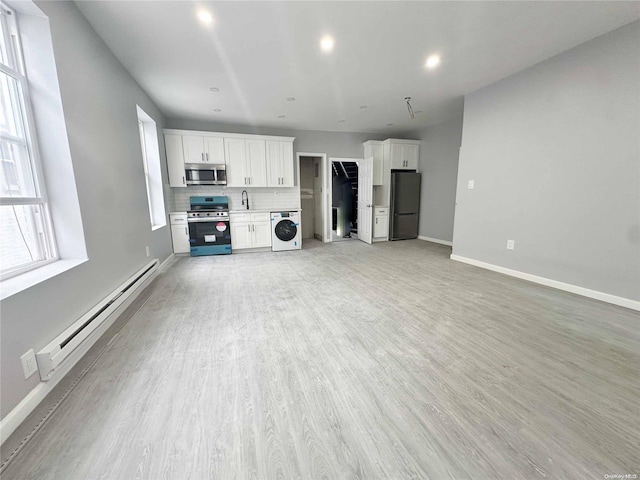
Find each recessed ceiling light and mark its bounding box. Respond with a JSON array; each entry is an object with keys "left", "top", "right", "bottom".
[
  {"left": 425, "top": 54, "right": 441, "bottom": 69},
  {"left": 197, "top": 10, "right": 213, "bottom": 25},
  {"left": 278, "top": 115, "right": 285, "bottom": 118},
  {"left": 213, "top": 109, "right": 222, "bottom": 112},
  {"left": 286, "top": 97, "right": 296, "bottom": 102},
  {"left": 320, "top": 35, "right": 335, "bottom": 53},
  {"left": 359, "top": 105, "right": 367, "bottom": 109},
  {"left": 209, "top": 87, "right": 219, "bottom": 92}
]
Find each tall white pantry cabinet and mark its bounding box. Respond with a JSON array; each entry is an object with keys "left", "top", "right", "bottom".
[{"left": 363, "top": 138, "right": 420, "bottom": 242}]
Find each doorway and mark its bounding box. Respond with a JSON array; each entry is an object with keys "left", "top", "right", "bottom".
[
  {"left": 298, "top": 154, "right": 325, "bottom": 242},
  {"left": 331, "top": 160, "right": 358, "bottom": 242}
]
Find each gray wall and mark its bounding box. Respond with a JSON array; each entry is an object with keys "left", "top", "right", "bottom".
[
  {"left": 409, "top": 114, "right": 463, "bottom": 242},
  {"left": 166, "top": 118, "right": 390, "bottom": 160},
  {"left": 452, "top": 21, "right": 640, "bottom": 302},
  {"left": 1, "top": 1, "right": 173, "bottom": 417}
]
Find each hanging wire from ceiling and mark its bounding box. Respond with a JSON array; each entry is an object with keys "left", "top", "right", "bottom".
[{"left": 405, "top": 97, "right": 415, "bottom": 119}]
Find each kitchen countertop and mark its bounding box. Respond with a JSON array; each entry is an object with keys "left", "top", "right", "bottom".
[
  {"left": 169, "top": 209, "right": 301, "bottom": 214},
  {"left": 229, "top": 208, "right": 301, "bottom": 214}
]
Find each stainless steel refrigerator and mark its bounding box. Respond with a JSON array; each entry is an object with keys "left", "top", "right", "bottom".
[{"left": 390, "top": 171, "right": 421, "bottom": 240}]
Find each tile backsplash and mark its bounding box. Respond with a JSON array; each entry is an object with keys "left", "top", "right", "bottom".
[{"left": 170, "top": 186, "right": 301, "bottom": 212}]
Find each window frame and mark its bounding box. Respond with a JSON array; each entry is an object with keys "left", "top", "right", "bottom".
[
  {"left": 0, "top": 2, "right": 58, "bottom": 280},
  {"left": 136, "top": 105, "right": 166, "bottom": 231}
]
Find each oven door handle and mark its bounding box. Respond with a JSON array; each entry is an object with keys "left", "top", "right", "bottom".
[{"left": 187, "top": 218, "right": 229, "bottom": 223}]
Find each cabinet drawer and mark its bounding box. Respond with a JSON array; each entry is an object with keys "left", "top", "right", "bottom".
[
  {"left": 169, "top": 213, "right": 188, "bottom": 225},
  {"left": 374, "top": 207, "right": 388, "bottom": 215},
  {"left": 230, "top": 213, "right": 251, "bottom": 223},
  {"left": 251, "top": 212, "right": 271, "bottom": 222}
]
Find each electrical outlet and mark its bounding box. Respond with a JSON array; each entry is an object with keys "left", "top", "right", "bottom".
[
  {"left": 506, "top": 239, "right": 515, "bottom": 250},
  {"left": 467, "top": 180, "right": 475, "bottom": 190},
  {"left": 145, "top": 246, "right": 150, "bottom": 257},
  {"left": 20, "top": 349, "right": 38, "bottom": 379}
]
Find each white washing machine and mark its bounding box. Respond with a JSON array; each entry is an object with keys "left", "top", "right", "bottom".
[{"left": 271, "top": 211, "right": 301, "bottom": 251}]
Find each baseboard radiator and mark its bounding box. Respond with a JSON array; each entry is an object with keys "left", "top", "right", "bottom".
[{"left": 36, "top": 260, "right": 159, "bottom": 381}]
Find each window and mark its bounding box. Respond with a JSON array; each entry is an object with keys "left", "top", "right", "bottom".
[
  {"left": 0, "top": 3, "right": 57, "bottom": 279},
  {"left": 136, "top": 105, "right": 166, "bottom": 230}
]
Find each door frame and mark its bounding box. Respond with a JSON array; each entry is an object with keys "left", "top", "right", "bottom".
[
  {"left": 328, "top": 157, "right": 361, "bottom": 243},
  {"left": 296, "top": 152, "right": 329, "bottom": 242}
]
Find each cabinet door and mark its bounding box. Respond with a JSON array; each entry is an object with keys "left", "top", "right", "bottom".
[
  {"left": 245, "top": 139, "right": 267, "bottom": 187},
  {"left": 171, "top": 224, "right": 190, "bottom": 253},
  {"left": 371, "top": 144, "right": 384, "bottom": 185},
  {"left": 230, "top": 222, "right": 252, "bottom": 249},
  {"left": 205, "top": 137, "right": 225, "bottom": 164},
  {"left": 182, "top": 135, "right": 207, "bottom": 164},
  {"left": 373, "top": 215, "right": 389, "bottom": 238},
  {"left": 251, "top": 221, "right": 272, "bottom": 248},
  {"left": 164, "top": 134, "right": 186, "bottom": 187},
  {"left": 390, "top": 143, "right": 405, "bottom": 169},
  {"left": 280, "top": 142, "right": 294, "bottom": 187},
  {"left": 225, "top": 138, "right": 247, "bottom": 187},
  {"left": 265, "top": 141, "right": 281, "bottom": 187},
  {"left": 404, "top": 144, "right": 419, "bottom": 170}
]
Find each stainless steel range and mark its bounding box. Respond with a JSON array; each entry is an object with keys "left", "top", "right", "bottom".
[{"left": 188, "top": 196, "right": 231, "bottom": 256}]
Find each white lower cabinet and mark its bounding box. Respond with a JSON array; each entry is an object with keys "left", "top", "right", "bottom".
[
  {"left": 373, "top": 207, "right": 389, "bottom": 241},
  {"left": 169, "top": 213, "right": 190, "bottom": 253},
  {"left": 230, "top": 212, "right": 272, "bottom": 250},
  {"left": 230, "top": 222, "right": 252, "bottom": 249}
]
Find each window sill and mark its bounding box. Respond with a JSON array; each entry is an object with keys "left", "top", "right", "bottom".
[
  {"left": 1, "top": 257, "right": 88, "bottom": 300},
  {"left": 151, "top": 223, "right": 166, "bottom": 232}
]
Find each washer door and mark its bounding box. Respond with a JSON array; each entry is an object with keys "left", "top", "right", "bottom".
[{"left": 275, "top": 219, "right": 297, "bottom": 242}]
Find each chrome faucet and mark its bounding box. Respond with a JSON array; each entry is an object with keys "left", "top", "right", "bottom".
[{"left": 241, "top": 190, "right": 249, "bottom": 210}]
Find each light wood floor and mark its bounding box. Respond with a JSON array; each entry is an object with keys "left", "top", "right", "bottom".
[{"left": 3, "top": 240, "right": 639, "bottom": 479}]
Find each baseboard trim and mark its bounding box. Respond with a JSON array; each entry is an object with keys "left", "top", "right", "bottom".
[
  {"left": 0, "top": 268, "right": 158, "bottom": 446},
  {"left": 450, "top": 254, "right": 640, "bottom": 312},
  {"left": 418, "top": 236, "right": 453, "bottom": 247},
  {"left": 158, "top": 253, "right": 176, "bottom": 272}
]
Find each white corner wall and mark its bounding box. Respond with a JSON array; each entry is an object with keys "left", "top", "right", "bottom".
[
  {"left": 452, "top": 21, "right": 640, "bottom": 305},
  {"left": 409, "top": 111, "right": 464, "bottom": 243}
]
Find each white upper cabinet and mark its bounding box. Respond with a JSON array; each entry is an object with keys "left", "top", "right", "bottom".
[
  {"left": 403, "top": 144, "right": 419, "bottom": 170},
  {"left": 225, "top": 138, "right": 267, "bottom": 187},
  {"left": 182, "top": 135, "right": 207, "bottom": 164},
  {"left": 165, "top": 134, "right": 187, "bottom": 187},
  {"left": 390, "top": 143, "right": 404, "bottom": 170},
  {"left": 205, "top": 137, "right": 225, "bottom": 163},
  {"left": 183, "top": 135, "right": 225, "bottom": 164},
  {"left": 164, "top": 129, "right": 294, "bottom": 189},
  {"left": 363, "top": 140, "right": 384, "bottom": 185},
  {"left": 224, "top": 137, "right": 247, "bottom": 187},
  {"left": 266, "top": 140, "right": 294, "bottom": 187},
  {"left": 389, "top": 140, "right": 420, "bottom": 170},
  {"left": 245, "top": 139, "right": 267, "bottom": 187}
]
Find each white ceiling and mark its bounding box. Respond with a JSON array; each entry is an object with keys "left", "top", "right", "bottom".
[{"left": 74, "top": 1, "right": 640, "bottom": 134}]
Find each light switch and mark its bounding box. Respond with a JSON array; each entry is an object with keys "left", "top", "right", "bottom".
[{"left": 467, "top": 180, "right": 475, "bottom": 190}]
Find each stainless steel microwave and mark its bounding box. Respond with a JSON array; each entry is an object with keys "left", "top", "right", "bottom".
[{"left": 184, "top": 163, "right": 227, "bottom": 185}]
